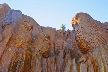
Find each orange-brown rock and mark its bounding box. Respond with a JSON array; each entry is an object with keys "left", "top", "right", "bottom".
[
  {"left": 0, "top": 3, "right": 10, "bottom": 18},
  {"left": 0, "top": 3, "right": 10, "bottom": 26},
  {"left": 72, "top": 12, "right": 108, "bottom": 54},
  {"left": 32, "top": 32, "right": 51, "bottom": 58},
  {"left": 0, "top": 3, "right": 108, "bottom": 72}
]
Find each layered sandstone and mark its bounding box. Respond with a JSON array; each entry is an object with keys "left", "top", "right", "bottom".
[{"left": 0, "top": 3, "right": 108, "bottom": 72}]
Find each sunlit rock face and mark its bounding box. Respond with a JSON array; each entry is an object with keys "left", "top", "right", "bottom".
[
  {"left": 0, "top": 3, "right": 10, "bottom": 18},
  {"left": 0, "top": 3, "right": 10, "bottom": 26},
  {"left": 71, "top": 12, "right": 108, "bottom": 72},
  {"left": 72, "top": 12, "right": 108, "bottom": 54},
  {"left": 0, "top": 3, "right": 108, "bottom": 72}
]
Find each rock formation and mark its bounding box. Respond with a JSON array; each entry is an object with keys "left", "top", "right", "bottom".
[
  {"left": 0, "top": 3, "right": 108, "bottom": 72},
  {"left": 72, "top": 13, "right": 108, "bottom": 54}
]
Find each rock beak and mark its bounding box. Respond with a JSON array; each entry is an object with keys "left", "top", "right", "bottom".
[{"left": 71, "top": 17, "right": 78, "bottom": 25}]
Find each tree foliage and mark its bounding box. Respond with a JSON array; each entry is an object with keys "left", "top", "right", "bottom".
[{"left": 61, "top": 24, "right": 66, "bottom": 31}]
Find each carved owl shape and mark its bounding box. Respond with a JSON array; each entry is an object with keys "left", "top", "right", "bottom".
[{"left": 71, "top": 12, "right": 108, "bottom": 54}]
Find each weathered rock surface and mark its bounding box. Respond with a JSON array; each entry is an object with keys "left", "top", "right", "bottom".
[
  {"left": 0, "top": 3, "right": 108, "bottom": 72},
  {"left": 2, "top": 9, "right": 22, "bottom": 25},
  {"left": 72, "top": 13, "right": 108, "bottom": 54}
]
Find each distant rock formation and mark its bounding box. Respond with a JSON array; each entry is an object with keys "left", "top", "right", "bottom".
[{"left": 0, "top": 3, "right": 108, "bottom": 72}]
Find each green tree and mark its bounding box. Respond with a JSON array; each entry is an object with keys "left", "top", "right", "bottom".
[{"left": 61, "top": 24, "right": 66, "bottom": 32}]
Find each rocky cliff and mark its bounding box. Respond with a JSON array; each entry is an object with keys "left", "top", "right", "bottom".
[{"left": 0, "top": 3, "right": 108, "bottom": 72}]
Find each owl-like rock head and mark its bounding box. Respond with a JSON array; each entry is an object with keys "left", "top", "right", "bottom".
[
  {"left": 71, "top": 12, "right": 93, "bottom": 26},
  {"left": 71, "top": 13, "right": 94, "bottom": 54}
]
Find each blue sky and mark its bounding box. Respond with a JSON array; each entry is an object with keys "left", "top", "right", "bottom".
[{"left": 0, "top": 0, "right": 108, "bottom": 30}]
